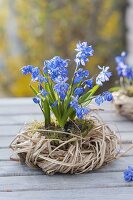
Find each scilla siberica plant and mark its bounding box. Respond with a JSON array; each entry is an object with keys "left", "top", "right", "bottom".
[
  {"left": 22, "top": 42, "right": 113, "bottom": 128},
  {"left": 115, "top": 52, "right": 133, "bottom": 87}
]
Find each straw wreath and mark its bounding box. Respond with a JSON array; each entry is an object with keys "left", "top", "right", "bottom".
[
  {"left": 10, "top": 115, "right": 118, "bottom": 175},
  {"left": 113, "top": 91, "right": 133, "bottom": 120}
]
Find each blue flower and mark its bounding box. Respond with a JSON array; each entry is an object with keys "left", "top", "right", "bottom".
[
  {"left": 33, "top": 97, "right": 40, "bottom": 104},
  {"left": 38, "top": 84, "right": 43, "bottom": 91},
  {"left": 75, "top": 107, "right": 89, "bottom": 119},
  {"left": 74, "top": 68, "right": 89, "bottom": 84},
  {"left": 75, "top": 41, "right": 94, "bottom": 66},
  {"left": 96, "top": 66, "right": 112, "bottom": 86},
  {"left": 39, "top": 85, "right": 48, "bottom": 97},
  {"left": 102, "top": 91, "right": 113, "bottom": 101},
  {"left": 51, "top": 100, "right": 58, "bottom": 108},
  {"left": 54, "top": 82, "right": 69, "bottom": 100},
  {"left": 116, "top": 63, "right": 125, "bottom": 77},
  {"left": 95, "top": 95, "right": 104, "bottom": 106},
  {"left": 74, "top": 87, "right": 84, "bottom": 97},
  {"left": 115, "top": 51, "right": 133, "bottom": 79},
  {"left": 37, "top": 74, "right": 47, "bottom": 83},
  {"left": 123, "top": 65, "right": 133, "bottom": 79},
  {"left": 95, "top": 92, "right": 113, "bottom": 106},
  {"left": 115, "top": 51, "right": 127, "bottom": 64},
  {"left": 31, "top": 67, "right": 40, "bottom": 81},
  {"left": 21, "top": 65, "right": 34, "bottom": 75},
  {"left": 70, "top": 97, "right": 89, "bottom": 119},
  {"left": 41, "top": 89, "right": 48, "bottom": 97},
  {"left": 115, "top": 52, "right": 133, "bottom": 78},
  {"left": 44, "top": 56, "right": 68, "bottom": 83},
  {"left": 85, "top": 79, "right": 93, "bottom": 89},
  {"left": 70, "top": 96, "right": 79, "bottom": 109},
  {"left": 124, "top": 166, "right": 133, "bottom": 182}
]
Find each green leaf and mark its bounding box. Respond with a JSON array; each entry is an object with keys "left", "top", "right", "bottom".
[
  {"left": 41, "top": 99, "right": 50, "bottom": 127},
  {"left": 79, "top": 85, "right": 99, "bottom": 104},
  {"left": 30, "top": 84, "right": 38, "bottom": 95}
]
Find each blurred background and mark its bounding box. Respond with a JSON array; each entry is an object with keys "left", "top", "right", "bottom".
[{"left": 0, "top": 0, "right": 128, "bottom": 97}]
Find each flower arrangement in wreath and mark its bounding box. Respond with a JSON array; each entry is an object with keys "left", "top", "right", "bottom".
[
  {"left": 111, "top": 52, "right": 133, "bottom": 120},
  {"left": 10, "top": 42, "right": 118, "bottom": 175}
]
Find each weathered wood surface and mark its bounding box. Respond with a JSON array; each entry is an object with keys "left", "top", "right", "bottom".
[{"left": 0, "top": 98, "right": 133, "bottom": 200}]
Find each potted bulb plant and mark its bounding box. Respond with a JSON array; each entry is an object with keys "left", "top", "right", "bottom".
[
  {"left": 10, "top": 42, "right": 118, "bottom": 175},
  {"left": 111, "top": 52, "right": 133, "bottom": 120}
]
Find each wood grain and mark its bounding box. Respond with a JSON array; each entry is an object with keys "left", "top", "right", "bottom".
[{"left": 0, "top": 187, "right": 133, "bottom": 200}]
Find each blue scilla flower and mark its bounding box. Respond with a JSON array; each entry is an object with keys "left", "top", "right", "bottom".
[
  {"left": 31, "top": 67, "right": 40, "bottom": 81},
  {"left": 41, "top": 89, "right": 48, "bottom": 97},
  {"left": 21, "top": 65, "right": 34, "bottom": 75},
  {"left": 75, "top": 107, "right": 89, "bottom": 119},
  {"left": 102, "top": 91, "right": 113, "bottom": 101},
  {"left": 37, "top": 74, "right": 47, "bottom": 83},
  {"left": 115, "top": 52, "right": 130, "bottom": 78},
  {"left": 54, "top": 82, "right": 69, "bottom": 100},
  {"left": 123, "top": 65, "right": 133, "bottom": 79},
  {"left": 39, "top": 85, "right": 48, "bottom": 97},
  {"left": 44, "top": 56, "right": 68, "bottom": 83},
  {"left": 74, "top": 68, "right": 89, "bottom": 84},
  {"left": 75, "top": 41, "right": 94, "bottom": 66},
  {"left": 96, "top": 66, "right": 112, "bottom": 86},
  {"left": 95, "top": 92, "right": 113, "bottom": 106},
  {"left": 85, "top": 79, "right": 93, "bottom": 89},
  {"left": 95, "top": 95, "right": 104, "bottom": 106},
  {"left": 70, "top": 97, "right": 89, "bottom": 119},
  {"left": 124, "top": 166, "right": 133, "bottom": 182},
  {"left": 33, "top": 96, "right": 40, "bottom": 104},
  {"left": 51, "top": 100, "right": 58, "bottom": 108},
  {"left": 115, "top": 51, "right": 127, "bottom": 64},
  {"left": 116, "top": 63, "right": 125, "bottom": 77},
  {"left": 70, "top": 96, "right": 79, "bottom": 109},
  {"left": 74, "top": 87, "right": 84, "bottom": 97}
]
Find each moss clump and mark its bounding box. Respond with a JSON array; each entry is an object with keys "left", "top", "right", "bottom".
[
  {"left": 27, "top": 119, "right": 94, "bottom": 146},
  {"left": 126, "top": 86, "right": 133, "bottom": 97}
]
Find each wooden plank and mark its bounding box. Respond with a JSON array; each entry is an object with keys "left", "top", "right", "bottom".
[
  {"left": 0, "top": 115, "right": 132, "bottom": 128},
  {"left": 0, "top": 115, "right": 44, "bottom": 125},
  {"left": 0, "top": 149, "right": 12, "bottom": 160},
  {"left": 0, "top": 156, "right": 133, "bottom": 177},
  {"left": 0, "top": 106, "right": 115, "bottom": 116},
  {"left": 0, "top": 125, "right": 22, "bottom": 136},
  {"left": 0, "top": 100, "right": 115, "bottom": 115},
  {"left": 0, "top": 187, "right": 133, "bottom": 200},
  {"left": 107, "top": 121, "right": 133, "bottom": 132},
  {"left": 0, "top": 106, "right": 41, "bottom": 115},
  {"left": 0, "top": 172, "right": 132, "bottom": 192},
  {"left": 0, "top": 136, "right": 13, "bottom": 148},
  {"left": 0, "top": 112, "right": 127, "bottom": 122},
  {"left": 118, "top": 132, "right": 133, "bottom": 143},
  {"left": 0, "top": 98, "right": 32, "bottom": 105},
  {"left": 0, "top": 162, "right": 43, "bottom": 176}
]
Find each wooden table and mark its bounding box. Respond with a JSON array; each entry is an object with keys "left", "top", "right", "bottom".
[{"left": 0, "top": 98, "right": 133, "bottom": 200}]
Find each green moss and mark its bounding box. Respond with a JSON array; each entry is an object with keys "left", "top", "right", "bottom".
[
  {"left": 126, "top": 86, "right": 133, "bottom": 97},
  {"left": 31, "top": 119, "right": 93, "bottom": 140}
]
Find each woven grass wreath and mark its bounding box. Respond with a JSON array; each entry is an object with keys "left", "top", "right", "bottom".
[
  {"left": 111, "top": 51, "right": 133, "bottom": 121},
  {"left": 10, "top": 41, "right": 118, "bottom": 174},
  {"left": 10, "top": 116, "right": 118, "bottom": 175}
]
